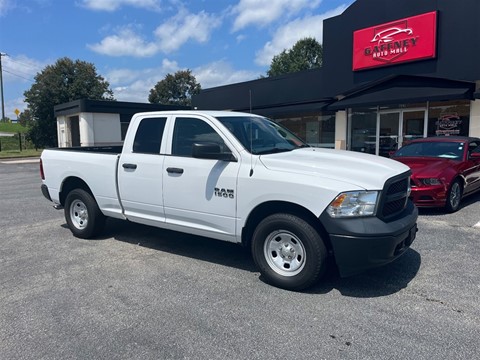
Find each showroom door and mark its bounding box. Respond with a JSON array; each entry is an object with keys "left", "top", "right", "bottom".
[
  {"left": 377, "top": 109, "right": 426, "bottom": 156},
  {"left": 378, "top": 112, "right": 400, "bottom": 157}
]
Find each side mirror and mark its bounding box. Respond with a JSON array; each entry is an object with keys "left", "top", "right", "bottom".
[
  {"left": 470, "top": 152, "right": 480, "bottom": 160},
  {"left": 192, "top": 142, "right": 237, "bottom": 162}
]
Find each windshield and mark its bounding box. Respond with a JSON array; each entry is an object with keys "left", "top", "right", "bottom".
[
  {"left": 393, "top": 141, "right": 465, "bottom": 160},
  {"left": 216, "top": 116, "right": 308, "bottom": 155}
]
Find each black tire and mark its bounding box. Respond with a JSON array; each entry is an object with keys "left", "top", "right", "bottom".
[
  {"left": 445, "top": 179, "right": 463, "bottom": 213},
  {"left": 64, "top": 189, "right": 105, "bottom": 239},
  {"left": 251, "top": 213, "right": 327, "bottom": 291}
]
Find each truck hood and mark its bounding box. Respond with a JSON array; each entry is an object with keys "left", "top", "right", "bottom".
[{"left": 259, "top": 148, "right": 410, "bottom": 190}]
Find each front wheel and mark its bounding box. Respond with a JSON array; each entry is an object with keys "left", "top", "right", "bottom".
[
  {"left": 251, "top": 213, "right": 327, "bottom": 291},
  {"left": 445, "top": 180, "right": 463, "bottom": 213},
  {"left": 64, "top": 189, "right": 105, "bottom": 239}
]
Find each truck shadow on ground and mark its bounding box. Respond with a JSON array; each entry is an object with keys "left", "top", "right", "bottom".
[
  {"left": 308, "top": 249, "right": 421, "bottom": 297},
  {"left": 97, "top": 218, "right": 421, "bottom": 297}
]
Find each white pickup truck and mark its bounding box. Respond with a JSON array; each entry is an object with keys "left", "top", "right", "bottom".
[{"left": 40, "top": 110, "right": 417, "bottom": 290}]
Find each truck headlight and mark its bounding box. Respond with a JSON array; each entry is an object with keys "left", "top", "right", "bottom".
[{"left": 327, "top": 191, "right": 379, "bottom": 218}]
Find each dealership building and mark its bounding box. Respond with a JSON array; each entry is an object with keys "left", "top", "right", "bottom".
[{"left": 192, "top": 0, "right": 480, "bottom": 156}]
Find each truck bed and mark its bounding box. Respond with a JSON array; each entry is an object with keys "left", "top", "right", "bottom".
[
  {"left": 48, "top": 145, "right": 123, "bottom": 154},
  {"left": 41, "top": 148, "right": 124, "bottom": 218}
]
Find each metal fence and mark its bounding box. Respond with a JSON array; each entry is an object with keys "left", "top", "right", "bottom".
[{"left": 0, "top": 133, "right": 35, "bottom": 152}]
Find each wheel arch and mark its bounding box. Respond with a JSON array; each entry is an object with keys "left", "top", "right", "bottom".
[
  {"left": 241, "top": 201, "right": 331, "bottom": 250},
  {"left": 60, "top": 176, "right": 94, "bottom": 206}
]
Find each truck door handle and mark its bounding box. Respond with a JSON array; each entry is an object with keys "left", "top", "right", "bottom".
[
  {"left": 122, "top": 163, "right": 137, "bottom": 170},
  {"left": 166, "top": 167, "right": 184, "bottom": 174}
]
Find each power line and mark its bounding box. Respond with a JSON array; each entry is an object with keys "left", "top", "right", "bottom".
[
  {"left": 3, "top": 63, "right": 37, "bottom": 77},
  {"left": 6, "top": 57, "right": 42, "bottom": 72},
  {"left": 3, "top": 68, "right": 35, "bottom": 82}
]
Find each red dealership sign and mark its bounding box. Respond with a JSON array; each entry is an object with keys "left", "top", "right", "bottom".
[{"left": 353, "top": 11, "right": 437, "bottom": 71}]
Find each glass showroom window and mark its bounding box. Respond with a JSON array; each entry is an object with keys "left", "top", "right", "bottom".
[
  {"left": 428, "top": 100, "right": 470, "bottom": 137},
  {"left": 348, "top": 107, "right": 377, "bottom": 154},
  {"left": 275, "top": 113, "right": 336, "bottom": 148}
]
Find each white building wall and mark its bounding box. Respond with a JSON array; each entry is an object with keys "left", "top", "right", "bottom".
[
  {"left": 334, "top": 110, "right": 347, "bottom": 150},
  {"left": 92, "top": 113, "right": 122, "bottom": 145},
  {"left": 57, "top": 115, "right": 67, "bottom": 147},
  {"left": 469, "top": 81, "right": 480, "bottom": 138},
  {"left": 79, "top": 112, "right": 95, "bottom": 146},
  {"left": 77, "top": 112, "right": 121, "bottom": 146}
]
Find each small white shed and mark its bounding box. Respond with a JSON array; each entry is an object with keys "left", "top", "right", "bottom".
[{"left": 54, "top": 99, "right": 189, "bottom": 147}]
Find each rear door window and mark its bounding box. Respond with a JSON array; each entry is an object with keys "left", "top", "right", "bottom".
[{"left": 132, "top": 117, "right": 167, "bottom": 154}]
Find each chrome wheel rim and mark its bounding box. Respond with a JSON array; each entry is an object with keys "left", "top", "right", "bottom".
[
  {"left": 264, "top": 230, "right": 306, "bottom": 276},
  {"left": 449, "top": 182, "right": 461, "bottom": 209},
  {"left": 70, "top": 199, "right": 88, "bottom": 230}
]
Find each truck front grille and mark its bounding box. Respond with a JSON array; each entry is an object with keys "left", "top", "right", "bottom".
[{"left": 379, "top": 173, "right": 411, "bottom": 221}]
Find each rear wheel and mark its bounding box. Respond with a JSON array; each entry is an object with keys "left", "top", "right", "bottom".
[
  {"left": 251, "top": 213, "right": 327, "bottom": 291},
  {"left": 445, "top": 179, "right": 463, "bottom": 213},
  {"left": 65, "top": 189, "right": 105, "bottom": 239}
]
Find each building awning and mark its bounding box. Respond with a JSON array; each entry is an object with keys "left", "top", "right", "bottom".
[
  {"left": 252, "top": 100, "right": 333, "bottom": 118},
  {"left": 328, "top": 75, "right": 476, "bottom": 111}
]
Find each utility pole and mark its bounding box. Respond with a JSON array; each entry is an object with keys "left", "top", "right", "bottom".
[{"left": 0, "top": 52, "right": 6, "bottom": 122}]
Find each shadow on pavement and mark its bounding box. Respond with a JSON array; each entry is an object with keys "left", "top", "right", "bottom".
[
  {"left": 83, "top": 217, "right": 422, "bottom": 297},
  {"left": 307, "top": 249, "right": 421, "bottom": 297},
  {"left": 418, "top": 190, "right": 480, "bottom": 216}
]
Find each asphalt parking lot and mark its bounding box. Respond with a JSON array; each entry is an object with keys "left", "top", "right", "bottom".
[{"left": 1, "top": 159, "right": 479, "bottom": 359}]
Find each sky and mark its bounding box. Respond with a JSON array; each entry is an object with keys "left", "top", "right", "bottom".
[{"left": 0, "top": 0, "right": 354, "bottom": 120}]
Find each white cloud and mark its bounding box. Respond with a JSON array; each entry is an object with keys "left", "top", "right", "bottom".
[
  {"left": 255, "top": 5, "right": 347, "bottom": 66},
  {"left": 231, "top": 0, "right": 321, "bottom": 31},
  {"left": 88, "top": 27, "right": 159, "bottom": 57},
  {"left": 80, "top": 0, "right": 161, "bottom": 12},
  {"left": 106, "top": 59, "right": 180, "bottom": 102},
  {"left": 2, "top": 55, "right": 46, "bottom": 82},
  {"left": 0, "top": 55, "right": 50, "bottom": 118},
  {"left": 0, "top": 0, "right": 13, "bottom": 16},
  {"left": 105, "top": 59, "right": 258, "bottom": 103},
  {"left": 154, "top": 9, "right": 222, "bottom": 53},
  {"left": 88, "top": 9, "right": 221, "bottom": 57},
  {"left": 193, "top": 61, "right": 259, "bottom": 89}
]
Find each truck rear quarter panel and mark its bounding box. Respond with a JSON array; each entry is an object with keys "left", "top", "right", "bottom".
[{"left": 41, "top": 149, "right": 123, "bottom": 217}]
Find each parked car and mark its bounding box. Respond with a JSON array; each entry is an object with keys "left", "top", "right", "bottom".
[{"left": 391, "top": 136, "right": 480, "bottom": 212}]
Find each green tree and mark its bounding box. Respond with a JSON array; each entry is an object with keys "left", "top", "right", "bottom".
[
  {"left": 267, "top": 37, "right": 323, "bottom": 77},
  {"left": 18, "top": 109, "right": 34, "bottom": 128},
  {"left": 24, "top": 57, "right": 115, "bottom": 148},
  {"left": 148, "top": 70, "right": 201, "bottom": 106}
]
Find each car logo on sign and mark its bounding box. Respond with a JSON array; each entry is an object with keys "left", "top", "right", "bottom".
[
  {"left": 364, "top": 20, "right": 418, "bottom": 63},
  {"left": 371, "top": 27, "right": 413, "bottom": 45}
]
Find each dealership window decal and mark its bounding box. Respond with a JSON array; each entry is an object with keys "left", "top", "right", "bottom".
[{"left": 353, "top": 11, "right": 437, "bottom": 71}]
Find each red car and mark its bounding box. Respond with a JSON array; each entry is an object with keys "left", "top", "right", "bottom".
[{"left": 391, "top": 137, "right": 480, "bottom": 212}]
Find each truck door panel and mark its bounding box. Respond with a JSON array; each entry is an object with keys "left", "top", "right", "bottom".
[
  {"left": 118, "top": 117, "right": 167, "bottom": 224},
  {"left": 163, "top": 117, "right": 239, "bottom": 237}
]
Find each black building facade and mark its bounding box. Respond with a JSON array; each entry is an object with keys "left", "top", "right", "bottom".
[{"left": 193, "top": 0, "right": 480, "bottom": 156}]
